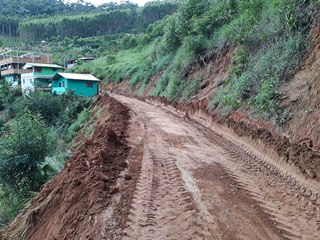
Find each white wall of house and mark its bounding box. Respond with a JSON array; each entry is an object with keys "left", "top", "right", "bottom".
[{"left": 21, "top": 73, "right": 35, "bottom": 95}]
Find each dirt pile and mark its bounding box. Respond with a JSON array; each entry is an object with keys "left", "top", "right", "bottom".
[{"left": 0, "top": 96, "right": 131, "bottom": 240}]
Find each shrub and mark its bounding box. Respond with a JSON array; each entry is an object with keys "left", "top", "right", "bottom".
[
  {"left": 0, "top": 111, "right": 49, "bottom": 194},
  {"left": 105, "top": 54, "right": 116, "bottom": 64},
  {"left": 0, "top": 83, "right": 22, "bottom": 111},
  {"left": 0, "top": 189, "right": 28, "bottom": 227},
  {"left": 24, "top": 92, "right": 64, "bottom": 124},
  {"left": 121, "top": 34, "right": 138, "bottom": 49},
  {"left": 183, "top": 34, "right": 209, "bottom": 56},
  {"left": 41, "top": 151, "right": 70, "bottom": 179},
  {"left": 161, "top": 14, "right": 182, "bottom": 53},
  {"left": 179, "top": 75, "right": 202, "bottom": 101},
  {"left": 152, "top": 54, "right": 174, "bottom": 73},
  {"left": 151, "top": 65, "right": 173, "bottom": 96},
  {"left": 163, "top": 71, "right": 181, "bottom": 100},
  {"left": 64, "top": 108, "right": 91, "bottom": 143},
  {"left": 137, "top": 34, "right": 151, "bottom": 45}
]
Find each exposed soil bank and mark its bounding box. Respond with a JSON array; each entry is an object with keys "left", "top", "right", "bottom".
[
  {"left": 0, "top": 96, "right": 132, "bottom": 240},
  {"left": 143, "top": 96, "right": 320, "bottom": 181},
  {"left": 114, "top": 20, "right": 320, "bottom": 182},
  {"left": 115, "top": 94, "right": 320, "bottom": 240}
]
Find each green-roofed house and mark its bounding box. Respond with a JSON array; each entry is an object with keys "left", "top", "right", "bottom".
[
  {"left": 51, "top": 73, "right": 100, "bottom": 97},
  {"left": 21, "top": 63, "right": 64, "bottom": 95}
]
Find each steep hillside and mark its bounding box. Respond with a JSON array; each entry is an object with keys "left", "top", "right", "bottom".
[
  {"left": 281, "top": 21, "right": 320, "bottom": 148},
  {"left": 1, "top": 1, "right": 320, "bottom": 238},
  {"left": 0, "top": 96, "right": 132, "bottom": 239},
  {"left": 74, "top": 0, "right": 320, "bottom": 179}
]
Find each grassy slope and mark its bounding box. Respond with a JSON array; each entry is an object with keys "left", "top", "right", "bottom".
[
  {"left": 73, "top": 0, "right": 318, "bottom": 124},
  {"left": 75, "top": 45, "right": 153, "bottom": 85}
]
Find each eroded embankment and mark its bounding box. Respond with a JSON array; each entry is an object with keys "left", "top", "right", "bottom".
[
  {"left": 0, "top": 96, "right": 133, "bottom": 240},
  {"left": 115, "top": 94, "right": 320, "bottom": 240},
  {"left": 143, "top": 96, "right": 320, "bottom": 181}
]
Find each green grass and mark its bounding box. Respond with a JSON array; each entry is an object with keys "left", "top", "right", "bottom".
[
  {"left": 74, "top": 44, "right": 154, "bottom": 85},
  {"left": 64, "top": 108, "right": 91, "bottom": 143},
  {"left": 210, "top": 33, "right": 303, "bottom": 120}
]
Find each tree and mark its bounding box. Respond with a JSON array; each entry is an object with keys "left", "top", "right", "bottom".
[{"left": 0, "top": 111, "right": 49, "bottom": 195}]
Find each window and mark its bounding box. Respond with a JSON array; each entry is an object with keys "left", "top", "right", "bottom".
[
  {"left": 23, "top": 79, "right": 25, "bottom": 84},
  {"left": 62, "top": 81, "right": 65, "bottom": 87},
  {"left": 52, "top": 68, "right": 57, "bottom": 72},
  {"left": 58, "top": 83, "right": 61, "bottom": 87},
  {"left": 86, "top": 82, "right": 93, "bottom": 88},
  {"left": 35, "top": 67, "right": 42, "bottom": 73}
]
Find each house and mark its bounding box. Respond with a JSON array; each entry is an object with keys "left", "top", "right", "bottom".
[
  {"left": 21, "top": 63, "right": 64, "bottom": 95},
  {"left": 66, "top": 59, "right": 76, "bottom": 69},
  {"left": 66, "top": 56, "right": 96, "bottom": 69},
  {"left": 51, "top": 73, "right": 100, "bottom": 97},
  {"left": 0, "top": 50, "right": 52, "bottom": 86},
  {"left": 80, "top": 56, "right": 96, "bottom": 62}
]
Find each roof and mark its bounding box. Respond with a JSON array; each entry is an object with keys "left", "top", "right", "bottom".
[
  {"left": 52, "top": 72, "right": 101, "bottom": 82},
  {"left": 22, "top": 63, "right": 64, "bottom": 70},
  {"left": 80, "top": 56, "right": 96, "bottom": 61}
]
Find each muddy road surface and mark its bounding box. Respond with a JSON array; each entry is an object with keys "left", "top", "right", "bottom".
[{"left": 115, "top": 95, "right": 320, "bottom": 240}]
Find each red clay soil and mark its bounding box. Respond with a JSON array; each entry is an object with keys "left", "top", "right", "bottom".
[
  {"left": 281, "top": 17, "right": 320, "bottom": 150},
  {"left": 226, "top": 112, "right": 320, "bottom": 180},
  {"left": 0, "top": 96, "right": 133, "bottom": 240},
  {"left": 144, "top": 96, "right": 320, "bottom": 181}
]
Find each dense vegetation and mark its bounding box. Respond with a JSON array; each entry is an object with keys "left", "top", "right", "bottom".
[
  {"left": 0, "top": 0, "right": 96, "bottom": 37},
  {"left": 74, "top": 0, "right": 318, "bottom": 123},
  {"left": 0, "top": 84, "right": 93, "bottom": 227},
  {"left": 0, "top": 1, "right": 178, "bottom": 40},
  {"left": 0, "top": 0, "right": 95, "bottom": 16}
]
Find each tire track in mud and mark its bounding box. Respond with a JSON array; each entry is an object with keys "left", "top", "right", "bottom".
[
  {"left": 123, "top": 121, "right": 212, "bottom": 240},
  {"left": 200, "top": 127, "right": 320, "bottom": 240},
  {"left": 117, "top": 95, "right": 320, "bottom": 240}
]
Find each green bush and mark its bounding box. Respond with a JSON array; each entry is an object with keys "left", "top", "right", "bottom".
[
  {"left": 161, "top": 14, "right": 182, "bottom": 53},
  {"left": 151, "top": 65, "right": 173, "bottom": 96},
  {"left": 163, "top": 71, "right": 181, "bottom": 100},
  {"left": 105, "top": 54, "right": 116, "bottom": 64},
  {"left": 0, "top": 189, "right": 28, "bottom": 227},
  {"left": 183, "top": 34, "right": 208, "bottom": 56},
  {"left": 0, "top": 111, "right": 49, "bottom": 194},
  {"left": 24, "top": 92, "right": 64, "bottom": 124},
  {"left": 152, "top": 54, "right": 174, "bottom": 73},
  {"left": 121, "top": 34, "right": 138, "bottom": 49},
  {"left": 41, "top": 151, "right": 70, "bottom": 179},
  {"left": 64, "top": 108, "right": 91, "bottom": 143},
  {"left": 179, "top": 75, "right": 202, "bottom": 101}
]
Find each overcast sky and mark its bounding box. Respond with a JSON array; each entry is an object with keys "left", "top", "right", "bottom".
[{"left": 67, "top": 0, "right": 151, "bottom": 7}]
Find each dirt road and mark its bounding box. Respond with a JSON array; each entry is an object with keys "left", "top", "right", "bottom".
[{"left": 115, "top": 95, "right": 320, "bottom": 240}]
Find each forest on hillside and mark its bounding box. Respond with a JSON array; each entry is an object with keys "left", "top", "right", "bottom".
[{"left": 0, "top": 0, "right": 178, "bottom": 39}]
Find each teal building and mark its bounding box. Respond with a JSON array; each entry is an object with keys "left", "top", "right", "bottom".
[{"left": 52, "top": 73, "right": 100, "bottom": 97}]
